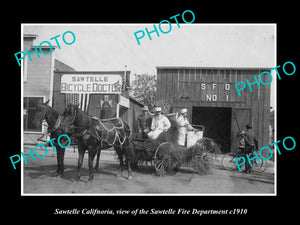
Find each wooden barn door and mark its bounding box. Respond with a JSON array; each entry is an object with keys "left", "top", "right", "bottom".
[
  {"left": 192, "top": 106, "right": 232, "bottom": 153},
  {"left": 231, "top": 108, "right": 251, "bottom": 152}
]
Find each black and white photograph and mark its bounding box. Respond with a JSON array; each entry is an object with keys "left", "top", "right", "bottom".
[
  {"left": 4, "top": 3, "right": 299, "bottom": 219},
  {"left": 20, "top": 23, "right": 276, "bottom": 195}
]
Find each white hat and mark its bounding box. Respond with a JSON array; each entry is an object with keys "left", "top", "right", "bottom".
[
  {"left": 180, "top": 108, "right": 188, "bottom": 114},
  {"left": 142, "top": 106, "right": 149, "bottom": 111},
  {"left": 154, "top": 107, "right": 162, "bottom": 112}
]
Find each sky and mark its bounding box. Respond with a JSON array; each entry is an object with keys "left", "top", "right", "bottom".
[{"left": 23, "top": 24, "right": 276, "bottom": 107}]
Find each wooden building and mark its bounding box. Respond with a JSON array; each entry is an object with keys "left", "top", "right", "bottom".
[
  {"left": 53, "top": 69, "right": 143, "bottom": 133},
  {"left": 23, "top": 34, "right": 56, "bottom": 143},
  {"left": 53, "top": 70, "right": 130, "bottom": 116},
  {"left": 53, "top": 68, "right": 144, "bottom": 131},
  {"left": 23, "top": 33, "right": 142, "bottom": 144},
  {"left": 156, "top": 66, "right": 271, "bottom": 153}
]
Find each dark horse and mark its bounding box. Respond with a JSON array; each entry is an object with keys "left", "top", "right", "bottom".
[
  {"left": 61, "top": 104, "right": 134, "bottom": 181},
  {"left": 32, "top": 100, "right": 67, "bottom": 176}
]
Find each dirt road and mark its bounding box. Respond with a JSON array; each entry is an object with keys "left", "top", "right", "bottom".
[{"left": 22, "top": 146, "right": 275, "bottom": 195}]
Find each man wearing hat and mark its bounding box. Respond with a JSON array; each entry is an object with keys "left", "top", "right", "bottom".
[
  {"left": 148, "top": 107, "right": 171, "bottom": 140},
  {"left": 176, "top": 108, "right": 196, "bottom": 146},
  {"left": 244, "top": 124, "right": 259, "bottom": 173},
  {"left": 137, "top": 106, "right": 152, "bottom": 139},
  {"left": 238, "top": 130, "right": 246, "bottom": 150}
]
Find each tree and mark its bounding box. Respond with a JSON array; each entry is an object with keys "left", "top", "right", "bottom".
[
  {"left": 129, "top": 74, "right": 157, "bottom": 110},
  {"left": 129, "top": 74, "right": 174, "bottom": 113}
]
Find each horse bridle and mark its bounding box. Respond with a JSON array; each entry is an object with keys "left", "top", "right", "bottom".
[
  {"left": 64, "top": 106, "right": 78, "bottom": 129},
  {"left": 36, "top": 104, "right": 61, "bottom": 131},
  {"left": 37, "top": 105, "right": 48, "bottom": 127},
  {"left": 70, "top": 106, "right": 78, "bottom": 125},
  {"left": 35, "top": 105, "right": 49, "bottom": 142}
]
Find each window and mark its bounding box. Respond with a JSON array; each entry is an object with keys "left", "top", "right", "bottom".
[{"left": 23, "top": 97, "right": 43, "bottom": 132}]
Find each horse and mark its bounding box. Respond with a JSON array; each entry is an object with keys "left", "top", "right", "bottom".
[
  {"left": 32, "top": 100, "right": 68, "bottom": 176},
  {"left": 61, "top": 104, "right": 135, "bottom": 181}
]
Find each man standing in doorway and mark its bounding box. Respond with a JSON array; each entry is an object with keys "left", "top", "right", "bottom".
[
  {"left": 137, "top": 106, "right": 152, "bottom": 139},
  {"left": 244, "top": 124, "right": 259, "bottom": 173},
  {"left": 176, "top": 108, "right": 196, "bottom": 146}
]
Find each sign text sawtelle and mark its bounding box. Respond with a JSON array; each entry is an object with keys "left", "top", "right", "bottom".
[{"left": 61, "top": 74, "right": 122, "bottom": 94}]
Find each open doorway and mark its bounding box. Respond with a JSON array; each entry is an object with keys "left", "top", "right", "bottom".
[{"left": 192, "top": 106, "right": 232, "bottom": 153}]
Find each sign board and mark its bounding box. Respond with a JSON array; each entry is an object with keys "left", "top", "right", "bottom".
[
  {"left": 177, "top": 81, "right": 245, "bottom": 102},
  {"left": 119, "top": 95, "right": 129, "bottom": 108},
  {"left": 61, "top": 74, "right": 122, "bottom": 94}
]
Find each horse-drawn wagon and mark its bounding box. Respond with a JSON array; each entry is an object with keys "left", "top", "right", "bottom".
[
  {"left": 129, "top": 115, "right": 218, "bottom": 176},
  {"left": 32, "top": 101, "right": 219, "bottom": 181}
]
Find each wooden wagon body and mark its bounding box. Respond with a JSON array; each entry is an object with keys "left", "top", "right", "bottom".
[{"left": 129, "top": 127, "right": 217, "bottom": 176}]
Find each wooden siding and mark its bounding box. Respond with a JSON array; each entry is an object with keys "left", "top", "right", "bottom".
[
  {"left": 53, "top": 71, "right": 130, "bottom": 113},
  {"left": 23, "top": 49, "right": 52, "bottom": 98},
  {"left": 52, "top": 71, "right": 143, "bottom": 131},
  {"left": 23, "top": 38, "right": 54, "bottom": 143},
  {"left": 157, "top": 67, "right": 270, "bottom": 151}
]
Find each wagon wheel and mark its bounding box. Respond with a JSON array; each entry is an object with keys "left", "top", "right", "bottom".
[
  {"left": 197, "top": 139, "right": 218, "bottom": 163},
  {"left": 153, "top": 142, "right": 175, "bottom": 176},
  {"left": 203, "top": 147, "right": 217, "bottom": 164},
  {"left": 192, "top": 143, "right": 214, "bottom": 175}
]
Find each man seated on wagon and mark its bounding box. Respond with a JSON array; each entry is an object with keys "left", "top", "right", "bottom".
[
  {"left": 147, "top": 107, "right": 171, "bottom": 140},
  {"left": 137, "top": 105, "right": 152, "bottom": 139},
  {"left": 176, "top": 108, "right": 197, "bottom": 146}
]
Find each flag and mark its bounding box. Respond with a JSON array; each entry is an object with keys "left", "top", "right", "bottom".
[{"left": 65, "top": 93, "right": 90, "bottom": 112}]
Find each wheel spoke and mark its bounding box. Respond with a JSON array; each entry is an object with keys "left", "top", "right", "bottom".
[{"left": 157, "top": 161, "right": 163, "bottom": 170}]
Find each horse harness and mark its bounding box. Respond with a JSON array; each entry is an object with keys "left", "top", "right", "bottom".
[
  {"left": 37, "top": 115, "right": 63, "bottom": 142},
  {"left": 91, "top": 117, "right": 130, "bottom": 147},
  {"left": 65, "top": 107, "right": 130, "bottom": 147},
  {"left": 37, "top": 106, "right": 63, "bottom": 142}
]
